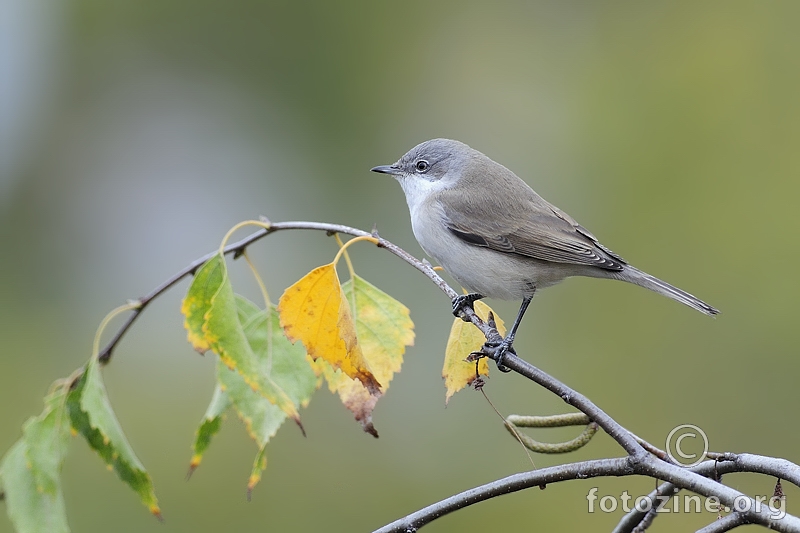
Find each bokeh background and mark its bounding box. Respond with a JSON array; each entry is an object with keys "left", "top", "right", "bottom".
[{"left": 2, "top": 1, "right": 799, "bottom": 531}]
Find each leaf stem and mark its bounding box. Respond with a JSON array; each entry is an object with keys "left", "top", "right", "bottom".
[
  {"left": 242, "top": 251, "right": 271, "bottom": 308},
  {"left": 332, "top": 235, "right": 379, "bottom": 268},
  {"left": 93, "top": 302, "right": 142, "bottom": 363},
  {"left": 333, "top": 234, "right": 357, "bottom": 280},
  {"left": 218, "top": 220, "right": 272, "bottom": 256}
]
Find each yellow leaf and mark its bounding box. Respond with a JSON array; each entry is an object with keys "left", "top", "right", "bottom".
[
  {"left": 443, "top": 301, "right": 505, "bottom": 404},
  {"left": 278, "top": 263, "right": 380, "bottom": 394}
]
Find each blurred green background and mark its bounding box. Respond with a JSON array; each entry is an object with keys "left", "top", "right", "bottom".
[{"left": 1, "top": 1, "right": 799, "bottom": 531}]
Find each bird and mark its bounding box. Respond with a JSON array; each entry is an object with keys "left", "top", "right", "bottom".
[{"left": 371, "top": 138, "right": 719, "bottom": 367}]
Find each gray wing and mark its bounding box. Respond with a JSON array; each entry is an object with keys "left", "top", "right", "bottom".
[{"left": 440, "top": 189, "right": 626, "bottom": 272}]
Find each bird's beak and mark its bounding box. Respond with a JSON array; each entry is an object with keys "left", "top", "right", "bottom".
[{"left": 370, "top": 164, "right": 402, "bottom": 176}]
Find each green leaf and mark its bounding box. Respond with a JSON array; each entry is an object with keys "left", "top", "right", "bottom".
[
  {"left": 22, "top": 380, "right": 72, "bottom": 495},
  {"left": 182, "top": 254, "right": 301, "bottom": 423},
  {"left": 1, "top": 441, "right": 69, "bottom": 533},
  {"left": 1, "top": 381, "right": 73, "bottom": 533},
  {"left": 187, "top": 295, "right": 318, "bottom": 494},
  {"left": 238, "top": 295, "right": 318, "bottom": 410},
  {"left": 188, "top": 385, "right": 230, "bottom": 476},
  {"left": 67, "top": 357, "right": 161, "bottom": 518},
  {"left": 222, "top": 296, "right": 317, "bottom": 494},
  {"left": 247, "top": 446, "right": 268, "bottom": 500}
]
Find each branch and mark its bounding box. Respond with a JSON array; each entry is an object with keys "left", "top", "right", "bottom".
[
  {"left": 696, "top": 514, "right": 750, "bottom": 533},
  {"left": 372, "top": 458, "right": 632, "bottom": 533},
  {"left": 92, "top": 219, "right": 800, "bottom": 532},
  {"left": 98, "top": 220, "right": 455, "bottom": 363},
  {"left": 708, "top": 452, "right": 800, "bottom": 486},
  {"left": 614, "top": 453, "right": 800, "bottom": 533},
  {"left": 497, "top": 353, "right": 645, "bottom": 457}
]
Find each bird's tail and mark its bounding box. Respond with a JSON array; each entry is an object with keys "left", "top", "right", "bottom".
[{"left": 620, "top": 266, "right": 720, "bottom": 316}]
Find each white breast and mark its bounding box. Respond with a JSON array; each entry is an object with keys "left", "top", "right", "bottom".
[{"left": 399, "top": 175, "right": 578, "bottom": 300}]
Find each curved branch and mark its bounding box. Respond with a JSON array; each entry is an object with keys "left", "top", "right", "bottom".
[
  {"left": 98, "top": 220, "right": 455, "bottom": 363},
  {"left": 696, "top": 514, "right": 751, "bottom": 533},
  {"left": 372, "top": 458, "right": 632, "bottom": 533},
  {"left": 708, "top": 453, "right": 800, "bottom": 487}
]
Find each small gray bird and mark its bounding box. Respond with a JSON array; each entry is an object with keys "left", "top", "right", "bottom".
[{"left": 372, "top": 138, "right": 718, "bottom": 365}]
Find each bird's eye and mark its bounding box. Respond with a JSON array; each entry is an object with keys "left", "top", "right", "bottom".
[{"left": 415, "top": 160, "right": 430, "bottom": 172}]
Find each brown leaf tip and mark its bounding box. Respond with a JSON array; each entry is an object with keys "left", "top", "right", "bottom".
[
  {"left": 358, "top": 373, "right": 383, "bottom": 396},
  {"left": 150, "top": 507, "right": 164, "bottom": 522},
  {"left": 363, "top": 422, "right": 379, "bottom": 439},
  {"left": 293, "top": 416, "right": 307, "bottom": 438}
]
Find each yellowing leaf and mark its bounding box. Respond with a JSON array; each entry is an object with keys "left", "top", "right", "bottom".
[
  {"left": 278, "top": 263, "right": 380, "bottom": 394},
  {"left": 181, "top": 255, "right": 224, "bottom": 353},
  {"left": 443, "top": 301, "right": 505, "bottom": 404},
  {"left": 319, "top": 276, "right": 414, "bottom": 437},
  {"left": 343, "top": 276, "right": 415, "bottom": 381},
  {"left": 182, "top": 254, "right": 301, "bottom": 423}
]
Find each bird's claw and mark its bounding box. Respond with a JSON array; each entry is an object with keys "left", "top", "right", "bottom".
[
  {"left": 451, "top": 293, "right": 484, "bottom": 321},
  {"left": 468, "top": 338, "right": 514, "bottom": 373}
]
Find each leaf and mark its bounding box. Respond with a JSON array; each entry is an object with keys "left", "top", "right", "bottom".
[
  {"left": 22, "top": 380, "right": 72, "bottom": 496},
  {"left": 182, "top": 254, "right": 301, "bottom": 423},
  {"left": 247, "top": 447, "right": 268, "bottom": 500},
  {"left": 239, "top": 296, "right": 318, "bottom": 411},
  {"left": 318, "top": 276, "right": 414, "bottom": 437},
  {"left": 221, "top": 297, "right": 317, "bottom": 494},
  {"left": 278, "top": 263, "right": 380, "bottom": 394},
  {"left": 67, "top": 357, "right": 161, "bottom": 518},
  {"left": 188, "top": 384, "right": 230, "bottom": 476},
  {"left": 189, "top": 295, "right": 318, "bottom": 494},
  {"left": 443, "top": 301, "right": 506, "bottom": 404},
  {"left": 1, "top": 381, "right": 73, "bottom": 533},
  {"left": 0, "top": 441, "right": 69, "bottom": 533},
  {"left": 181, "top": 255, "right": 225, "bottom": 354}
]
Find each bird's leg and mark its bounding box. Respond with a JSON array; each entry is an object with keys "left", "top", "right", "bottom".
[
  {"left": 487, "top": 294, "right": 533, "bottom": 372},
  {"left": 451, "top": 292, "right": 484, "bottom": 321}
]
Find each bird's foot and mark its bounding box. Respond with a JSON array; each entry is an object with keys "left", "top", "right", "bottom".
[
  {"left": 485, "top": 337, "right": 515, "bottom": 373},
  {"left": 451, "top": 293, "right": 484, "bottom": 321},
  {"left": 468, "top": 336, "right": 515, "bottom": 373}
]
